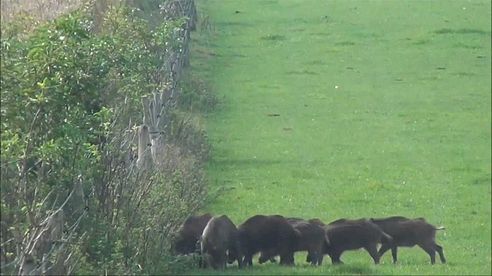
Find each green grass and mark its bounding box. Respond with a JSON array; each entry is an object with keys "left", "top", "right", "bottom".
[{"left": 189, "top": 0, "right": 491, "bottom": 274}]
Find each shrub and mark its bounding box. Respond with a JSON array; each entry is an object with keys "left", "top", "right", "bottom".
[{"left": 1, "top": 1, "right": 206, "bottom": 274}]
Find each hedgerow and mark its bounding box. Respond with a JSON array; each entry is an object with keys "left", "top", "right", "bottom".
[{"left": 1, "top": 1, "right": 207, "bottom": 274}]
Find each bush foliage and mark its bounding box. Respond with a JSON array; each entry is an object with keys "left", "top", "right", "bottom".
[{"left": 1, "top": 1, "right": 207, "bottom": 274}]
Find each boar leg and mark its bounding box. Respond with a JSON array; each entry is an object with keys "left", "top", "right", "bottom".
[
  {"left": 236, "top": 254, "right": 243, "bottom": 268},
  {"left": 308, "top": 251, "right": 318, "bottom": 265},
  {"left": 390, "top": 246, "right": 398, "bottom": 264},
  {"left": 243, "top": 254, "right": 253, "bottom": 267},
  {"left": 279, "top": 252, "right": 295, "bottom": 266},
  {"left": 316, "top": 250, "right": 324, "bottom": 266},
  {"left": 229, "top": 241, "right": 243, "bottom": 268},
  {"left": 236, "top": 249, "right": 244, "bottom": 268},
  {"left": 198, "top": 255, "right": 207, "bottom": 269},
  {"left": 279, "top": 245, "right": 295, "bottom": 266},
  {"left": 259, "top": 249, "right": 276, "bottom": 264},
  {"left": 434, "top": 244, "right": 446, "bottom": 264},
  {"left": 378, "top": 243, "right": 398, "bottom": 263},
  {"left": 418, "top": 243, "right": 436, "bottom": 264},
  {"left": 377, "top": 244, "right": 391, "bottom": 260},
  {"left": 278, "top": 242, "right": 295, "bottom": 266},
  {"left": 306, "top": 253, "right": 312, "bottom": 263},
  {"left": 221, "top": 252, "right": 228, "bottom": 270},
  {"left": 306, "top": 251, "right": 321, "bottom": 264},
  {"left": 258, "top": 254, "right": 269, "bottom": 264},
  {"left": 329, "top": 250, "right": 344, "bottom": 265},
  {"left": 203, "top": 253, "right": 212, "bottom": 269},
  {"left": 365, "top": 243, "right": 380, "bottom": 264},
  {"left": 221, "top": 259, "right": 227, "bottom": 270},
  {"left": 309, "top": 248, "right": 323, "bottom": 266},
  {"left": 210, "top": 258, "right": 219, "bottom": 270}
]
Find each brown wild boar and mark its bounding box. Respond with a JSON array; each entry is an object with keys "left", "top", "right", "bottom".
[
  {"left": 370, "top": 216, "right": 446, "bottom": 264},
  {"left": 324, "top": 218, "right": 393, "bottom": 264},
  {"left": 173, "top": 213, "right": 212, "bottom": 255},
  {"left": 200, "top": 215, "right": 242, "bottom": 269},
  {"left": 237, "top": 215, "right": 300, "bottom": 266}
]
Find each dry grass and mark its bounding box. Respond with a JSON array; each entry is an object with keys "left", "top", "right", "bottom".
[
  {"left": 0, "top": 0, "right": 131, "bottom": 33},
  {"left": 1, "top": 0, "right": 84, "bottom": 24}
]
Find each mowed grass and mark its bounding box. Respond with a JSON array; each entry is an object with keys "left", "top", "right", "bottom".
[{"left": 189, "top": 0, "right": 491, "bottom": 275}]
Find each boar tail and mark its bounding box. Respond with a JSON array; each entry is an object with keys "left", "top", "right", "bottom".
[{"left": 435, "top": 226, "right": 445, "bottom": 231}]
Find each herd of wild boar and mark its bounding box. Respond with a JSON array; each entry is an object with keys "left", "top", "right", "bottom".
[{"left": 172, "top": 214, "right": 446, "bottom": 270}]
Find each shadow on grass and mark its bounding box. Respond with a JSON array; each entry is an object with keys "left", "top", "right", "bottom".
[
  {"left": 411, "top": 39, "right": 431, "bottom": 45},
  {"left": 453, "top": 42, "right": 483, "bottom": 49},
  {"left": 286, "top": 70, "right": 318, "bottom": 75},
  {"left": 260, "top": 0, "right": 279, "bottom": 5},
  {"left": 472, "top": 175, "right": 491, "bottom": 186},
  {"left": 331, "top": 263, "right": 378, "bottom": 275},
  {"left": 434, "top": 28, "right": 491, "bottom": 35},
  {"left": 184, "top": 263, "right": 381, "bottom": 275},
  {"left": 216, "top": 21, "right": 254, "bottom": 27},
  {"left": 211, "top": 158, "right": 286, "bottom": 167},
  {"left": 334, "top": 41, "right": 356, "bottom": 46}
]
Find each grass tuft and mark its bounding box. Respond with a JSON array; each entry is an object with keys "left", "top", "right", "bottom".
[
  {"left": 434, "top": 28, "right": 491, "bottom": 35},
  {"left": 260, "top": 34, "right": 286, "bottom": 41}
]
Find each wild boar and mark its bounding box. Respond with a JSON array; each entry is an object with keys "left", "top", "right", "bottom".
[
  {"left": 287, "top": 218, "right": 329, "bottom": 265},
  {"left": 324, "top": 218, "right": 393, "bottom": 264},
  {"left": 260, "top": 218, "right": 328, "bottom": 265},
  {"left": 173, "top": 213, "right": 212, "bottom": 255},
  {"left": 370, "top": 216, "right": 446, "bottom": 264},
  {"left": 237, "top": 215, "right": 300, "bottom": 266},
  {"left": 200, "top": 215, "right": 242, "bottom": 269}
]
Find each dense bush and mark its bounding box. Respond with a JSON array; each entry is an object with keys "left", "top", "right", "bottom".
[{"left": 1, "top": 1, "right": 208, "bottom": 274}]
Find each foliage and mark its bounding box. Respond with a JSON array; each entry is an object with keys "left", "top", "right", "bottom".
[{"left": 1, "top": 1, "right": 206, "bottom": 274}]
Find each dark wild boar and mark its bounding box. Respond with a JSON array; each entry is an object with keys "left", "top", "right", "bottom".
[
  {"left": 237, "top": 215, "right": 300, "bottom": 266},
  {"left": 370, "top": 216, "right": 446, "bottom": 264},
  {"left": 260, "top": 218, "right": 329, "bottom": 265},
  {"left": 324, "top": 218, "right": 393, "bottom": 264},
  {"left": 173, "top": 213, "right": 212, "bottom": 255},
  {"left": 200, "top": 215, "right": 242, "bottom": 269},
  {"left": 287, "top": 218, "right": 329, "bottom": 265}
]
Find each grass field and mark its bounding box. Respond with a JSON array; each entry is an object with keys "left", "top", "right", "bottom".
[{"left": 189, "top": 0, "right": 491, "bottom": 274}]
